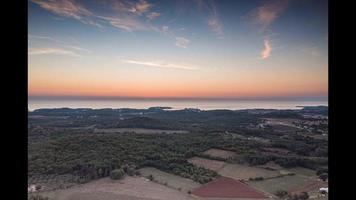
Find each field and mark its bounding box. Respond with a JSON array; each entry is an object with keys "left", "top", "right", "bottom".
[
  {"left": 188, "top": 157, "right": 226, "bottom": 171},
  {"left": 192, "top": 176, "right": 268, "bottom": 199},
  {"left": 286, "top": 167, "right": 317, "bottom": 177},
  {"left": 202, "top": 148, "right": 237, "bottom": 159},
  {"left": 263, "top": 118, "right": 301, "bottom": 132},
  {"left": 248, "top": 175, "right": 314, "bottom": 195},
  {"left": 217, "top": 163, "right": 282, "bottom": 180},
  {"left": 256, "top": 161, "right": 283, "bottom": 171},
  {"left": 138, "top": 167, "right": 201, "bottom": 193},
  {"left": 32, "top": 176, "right": 195, "bottom": 200},
  {"left": 28, "top": 174, "right": 78, "bottom": 191},
  {"left": 93, "top": 128, "right": 189, "bottom": 134}
]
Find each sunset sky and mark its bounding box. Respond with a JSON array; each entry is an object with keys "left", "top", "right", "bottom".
[{"left": 28, "top": 0, "right": 328, "bottom": 99}]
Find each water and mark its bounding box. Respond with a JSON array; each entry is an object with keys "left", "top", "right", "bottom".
[{"left": 28, "top": 99, "right": 328, "bottom": 111}]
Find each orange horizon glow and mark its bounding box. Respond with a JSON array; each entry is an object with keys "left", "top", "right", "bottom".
[{"left": 28, "top": 78, "right": 327, "bottom": 99}]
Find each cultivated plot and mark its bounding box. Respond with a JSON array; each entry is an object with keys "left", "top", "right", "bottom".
[
  {"left": 192, "top": 176, "right": 268, "bottom": 199},
  {"left": 33, "top": 176, "right": 195, "bottom": 200},
  {"left": 138, "top": 167, "right": 201, "bottom": 193},
  {"left": 217, "top": 163, "right": 281, "bottom": 180},
  {"left": 248, "top": 175, "right": 313, "bottom": 195}
]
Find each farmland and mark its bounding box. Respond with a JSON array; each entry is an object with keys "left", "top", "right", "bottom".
[
  {"left": 33, "top": 176, "right": 195, "bottom": 200},
  {"left": 248, "top": 175, "right": 317, "bottom": 195},
  {"left": 28, "top": 107, "right": 328, "bottom": 200},
  {"left": 138, "top": 167, "right": 201, "bottom": 193},
  {"left": 191, "top": 176, "right": 269, "bottom": 199},
  {"left": 217, "top": 163, "right": 282, "bottom": 180}
]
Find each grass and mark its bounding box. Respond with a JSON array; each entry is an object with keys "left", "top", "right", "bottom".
[
  {"left": 139, "top": 167, "right": 201, "bottom": 193},
  {"left": 217, "top": 163, "right": 281, "bottom": 180},
  {"left": 248, "top": 174, "right": 312, "bottom": 195}
]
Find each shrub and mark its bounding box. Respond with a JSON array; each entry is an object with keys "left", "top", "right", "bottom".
[
  {"left": 148, "top": 174, "right": 154, "bottom": 181},
  {"left": 319, "top": 173, "right": 328, "bottom": 181},
  {"left": 110, "top": 169, "right": 125, "bottom": 180},
  {"left": 275, "top": 190, "right": 289, "bottom": 198}
]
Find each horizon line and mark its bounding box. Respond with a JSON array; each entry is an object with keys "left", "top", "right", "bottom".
[{"left": 28, "top": 95, "right": 328, "bottom": 101}]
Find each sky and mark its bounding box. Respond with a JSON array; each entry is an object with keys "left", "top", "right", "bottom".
[{"left": 28, "top": 0, "right": 328, "bottom": 99}]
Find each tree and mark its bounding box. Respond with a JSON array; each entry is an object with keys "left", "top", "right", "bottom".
[
  {"left": 319, "top": 173, "right": 328, "bottom": 181},
  {"left": 297, "top": 192, "right": 309, "bottom": 200},
  {"left": 148, "top": 174, "right": 154, "bottom": 181},
  {"left": 275, "top": 190, "right": 289, "bottom": 198},
  {"left": 110, "top": 169, "right": 125, "bottom": 180}
]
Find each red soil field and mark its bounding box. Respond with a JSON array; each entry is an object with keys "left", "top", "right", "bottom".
[{"left": 191, "top": 176, "right": 268, "bottom": 199}]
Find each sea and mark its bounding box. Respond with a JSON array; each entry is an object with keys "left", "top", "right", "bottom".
[{"left": 28, "top": 99, "right": 328, "bottom": 111}]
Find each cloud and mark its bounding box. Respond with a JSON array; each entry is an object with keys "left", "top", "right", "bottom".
[
  {"left": 261, "top": 39, "right": 272, "bottom": 59},
  {"left": 31, "top": 0, "right": 101, "bottom": 27},
  {"left": 98, "top": 16, "right": 147, "bottom": 32},
  {"left": 122, "top": 59, "right": 198, "bottom": 70},
  {"left": 208, "top": 18, "right": 223, "bottom": 35},
  {"left": 64, "top": 45, "right": 91, "bottom": 53},
  {"left": 31, "top": 0, "right": 187, "bottom": 48},
  {"left": 28, "top": 35, "right": 65, "bottom": 44},
  {"left": 132, "top": 0, "right": 152, "bottom": 14},
  {"left": 161, "top": 26, "right": 169, "bottom": 33},
  {"left": 28, "top": 48, "right": 80, "bottom": 57},
  {"left": 146, "top": 12, "right": 161, "bottom": 20},
  {"left": 98, "top": 0, "right": 156, "bottom": 32},
  {"left": 28, "top": 35, "right": 92, "bottom": 53},
  {"left": 175, "top": 37, "right": 190, "bottom": 48},
  {"left": 194, "top": 0, "right": 223, "bottom": 36},
  {"left": 246, "top": 0, "right": 288, "bottom": 31}
]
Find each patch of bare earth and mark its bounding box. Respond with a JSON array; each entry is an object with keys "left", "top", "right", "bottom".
[
  {"left": 192, "top": 176, "right": 268, "bottom": 199},
  {"left": 37, "top": 176, "right": 194, "bottom": 200}
]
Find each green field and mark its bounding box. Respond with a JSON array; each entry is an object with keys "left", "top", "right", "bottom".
[
  {"left": 217, "top": 163, "right": 282, "bottom": 180},
  {"left": 248, "top": 175, "right": 312, "bottom": 195},
  {"left": 139, "top": 167, "right": 201, "bottom": 193}
]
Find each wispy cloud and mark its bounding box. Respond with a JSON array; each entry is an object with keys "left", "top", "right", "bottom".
[
  {"left": 28, "top": 48, "right": 80, "bottom": 57},
  {"left": 194, "top": 0, "right": 223, "bottom": 36},
  {"left": 31, "top": 0, "right": 101, "bottom": 27},
  {"left": 28, "top": 35, "right": 65, "bottom": 43},
  {"left": 132, "top": 0, "right": 152, "bottom": 15},
  {"left": 246, "top": 0, "right": 288, "bottom": 31},
  {"left": 29, "top": 35, "right": 92, "bottom": 53},
  {"left": 98, "top": 16, "right": 148, "bottom": 32},
  {"left": 64, "top": 45, "right": 91, "bottom": 53},
  {"left": 175, "top": 37, "right": 190, "bottom": 48},
  {"left": 122, "top": 59, "right": 198, "bottom": 70},
  {"left": 146, "top": 12, "right": 161, "bottom": 20},
  {"left": 208, "top": 18, "right": 223, "bottom": 36},
  {"left": 31, "top": 0, "right": 189, "bottom": 49},
  {"left": 98, "top": 0, "right": 156, "bottom": 32},
  {"left": 261, "top": 39, "right": 272, "bottom": 59}
]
